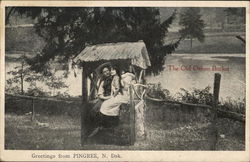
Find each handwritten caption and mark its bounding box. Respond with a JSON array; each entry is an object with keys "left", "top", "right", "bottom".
[{"left": 168, "top": 65, "right": 229, "bottom": 71}]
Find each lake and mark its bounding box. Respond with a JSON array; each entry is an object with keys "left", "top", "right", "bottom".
[
  {"left": 5, "top": 54, "right": 246, "bottom": 100},
  {"left": 147, "top": 54, "right": 246, "bottom": 100}
]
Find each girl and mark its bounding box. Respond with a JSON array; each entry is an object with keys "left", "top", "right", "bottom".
[
  {"left": 99, "top": 71, "right": 136, "bottom": 117},
  {"left": 110, "top": 66, "right": 123, "bottom": 97}
]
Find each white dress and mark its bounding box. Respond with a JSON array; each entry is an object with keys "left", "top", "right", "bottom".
[{"left": 100, "top": 72, "right": 135, "bottom": 116}]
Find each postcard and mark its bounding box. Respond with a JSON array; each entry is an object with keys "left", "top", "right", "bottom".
[{"left": 0, "top": 1, "right": 249, "bottom": 161}]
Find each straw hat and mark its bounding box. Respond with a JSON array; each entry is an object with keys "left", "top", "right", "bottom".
[{"left": 95, "top": 62, "right": 112, "bottom": 77}]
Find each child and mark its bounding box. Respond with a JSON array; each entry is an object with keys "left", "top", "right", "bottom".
[{"left": 110, "top": 66, "right": 123, "bottom": 97}]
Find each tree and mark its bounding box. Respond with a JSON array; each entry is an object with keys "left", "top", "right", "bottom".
[
  {"left": 224, "top": 8, "right": 245, "bottom": 19},
  {"left": 6, "top": 54, "right": 68, "bottom": 96},
  {"left": 44, "top": 75, "right": 68, "bottom": 96},
  {"left": 6, "top": 7, "right": 181, "bottom": 75},
  {"left": 179, "top": 8, "right": 205, "bottom": 49},
  {"left": 224, "top": 8, "right": 245, "bottom": 44},
  {"left": 6, "top": 54, "right": 43, "bottom": 94},
  {"left": 214, "top": 8, "right": 227, "bottom": 31}
]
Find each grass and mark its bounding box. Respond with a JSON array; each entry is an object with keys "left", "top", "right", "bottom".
[
  {"left": 5, "top": 114, "right": 81, "bottom": 150},
  {"left": 5, "top": 101, "right": 245, "bottom": 150}
]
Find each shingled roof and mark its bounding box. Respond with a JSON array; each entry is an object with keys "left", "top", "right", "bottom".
[{"left": 73, "top": 41, "right": 151, "bottom": 69}]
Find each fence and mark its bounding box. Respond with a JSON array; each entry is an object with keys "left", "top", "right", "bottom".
[
  {"left": 5, "top": 73, "right": 245, "bottom": 150},
  {"left": 5, "top": 93, "right": 82, "bottom": 120},
  {"left": 146, "top": 73, "right": 245, "bottom": 150}
]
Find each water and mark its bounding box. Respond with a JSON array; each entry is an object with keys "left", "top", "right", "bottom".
[
  {"left": 5, "top": 54, "right": 246, "bottom": 99},
  {"left": 147, "top": 54, "right": 246, "bottom": 100}
]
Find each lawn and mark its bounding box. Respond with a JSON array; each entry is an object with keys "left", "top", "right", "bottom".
[{"left": 5, "top": 102, "right": 245, "bottom": 150}]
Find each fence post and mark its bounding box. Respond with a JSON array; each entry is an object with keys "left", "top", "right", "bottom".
[
  {"left": 129, "top": 85, "right": 135, "bottom": 145},
  {"left": 210, "top": 73, "right": 221, "bottom": 150},
  {"left": 81, "top": 65, "right": 89, "bottom": 146},
  {"left": 89, "top": 73, "right": 97, "bottom": 100},
  {"left": 31, "top": 99, "right": 35, "bottom": 121}
]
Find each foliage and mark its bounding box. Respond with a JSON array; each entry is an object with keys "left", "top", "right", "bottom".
[
  {"left": 6, "top": 55, "right": 44, "bottom": 94},
  {"left": 44, "top": 75, "right": 68, "bottom": 96},
  {"left": 7, "top": 7, "right": 181, "bottom": 75},
  {"left": 5, "top": 85, "right": 22, "bottom": 95},
  {"left": 146, "top": 84, "right": 214, "bottom": 105},
  {"left": 179, "top": 8, "right": 205, "bottom": 48},
  {"left": 54, "top": 91, "right": 71, "bottom": 98},
  {"left": 176, "top": 86, "right": 213, "bottom": 105},
  {"left": 25, "top": 87, "right": 50, "bottom": 97},
  {"left": 224, "top": 8, "right": 245, "bottom": 20},
  {"left": 172, "top": 86, "right": 245, "bottom": 115},
  {"left": 214, "top": 8, "right": 227, "bottom": 24},
  {"left": 220, "top": 98, "right": 245, "bottom": 115},
  {"left": 147, "top": 83, "right": 174, "bottom": 100},
  {"left": 6, "top": 56, "right": 68, "bottom": 97}
]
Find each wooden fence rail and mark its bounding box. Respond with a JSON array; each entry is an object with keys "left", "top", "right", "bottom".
[
  {"left": 5, "top": 93, "right": 81, "bottom": 121},
  {"left": 146, "top": 95, "right": 245, "bottom": 123},
  {"left": 6, "top": 91, "right": 245, "bottom": 123},
  {"left": 5, "top": 93, "right": 81, "bottom": 103}
]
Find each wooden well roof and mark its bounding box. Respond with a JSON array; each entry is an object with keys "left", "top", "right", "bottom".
[{"left": 73, "top": 41, "right": 151, "bottom": 69}]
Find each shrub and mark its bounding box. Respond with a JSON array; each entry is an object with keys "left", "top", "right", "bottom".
[
  {"left": 176, "top": 86, "right": 213, "bottom": 106},
  {"left": 5, "top": 85, "right": 22, "bottom": 94},
  {"left": 25, "top": 87, "right": 51, "bottom": 97},
  {"left": 220, "top": 97, "right": 245, "bottom": 114},
  {"left": 54, "top": 91, "right": 71, "bottom": 98},
  {"left": 147, "top": 83, "right": 174, "bottom": 100},
  {"left": 147, "top": 84, "right": 245, "bottom": 115}
]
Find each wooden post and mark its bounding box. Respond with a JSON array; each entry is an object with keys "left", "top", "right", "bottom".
[
  {"left": 129, "top": 85, "right": 135, "bottom": 145},
  {"left": 210, "top": 73, "right": 221, "bottom": 150},
  {"left": 81, "top": 64, "right": 89, "bottom": 146},
  {"left": 31, "top": 99, "right": 35, "bottom": 121},
  {"left": 138, "top": 70, "right": 143, "bottom": 83},
  {"left": 89, "top": 73, "right": 97, "bottom": 100}
]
